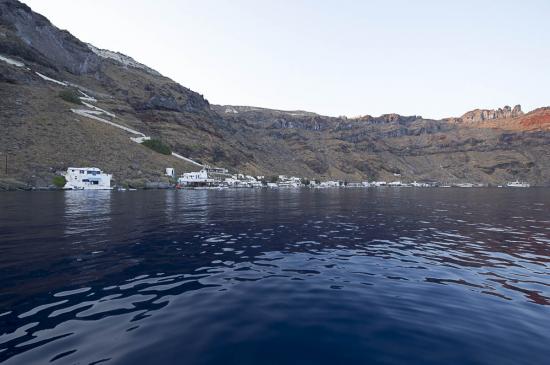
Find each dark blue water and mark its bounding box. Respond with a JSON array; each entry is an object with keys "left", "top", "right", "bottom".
[{"left": 0, "top": 189, "right": 549, "bottom": 365}]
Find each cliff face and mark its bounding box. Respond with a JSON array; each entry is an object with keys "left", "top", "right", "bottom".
[
  {"left": 1, "top": 0, "right": 550, "bottom": 187},
  {"left": 0, "top": 0, "right": 101, "bottom": 74},
  {"left": 460, "top": 105, "right": 524, "bottom": 123},
  {"left": 453, "top": 106, "right": 550, "bottom": 132},
  {"left": 213, "top": 105, "right": 550, "bottom": 184}
]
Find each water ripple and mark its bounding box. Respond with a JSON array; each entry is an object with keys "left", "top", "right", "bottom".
[{"left": 0, "top": 189, "right": 549, "bottom": 364}]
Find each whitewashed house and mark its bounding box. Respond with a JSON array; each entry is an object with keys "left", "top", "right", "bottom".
[
  {"left": 411, "top": 181, "right": 429, "bottom": 187},
  {"left": 243, "top": 175, "right": 262, "bottom": 188},
  {"left": 223, "top": 175, "right": 262, "bottom": 188},
  {"left": 247, "top": 179, "right": 263, "bottom": 188},
  {"left": 165, "top": 168, "right": 175, "bottom": 178},
  {"left": 278, "top": 176, "right": 302, "bottom": 188},
  {"left": 224, "top": 177, "right": 243, "bottom": 187},
  {"left": 178, "top": 169, "right": 215, "bottom": 187},
  {"left": 323, "top": 181, "right": 341, "bottom": 188},
  {"left": 64, "top": 167, "right": 112, "bottom": 190}
]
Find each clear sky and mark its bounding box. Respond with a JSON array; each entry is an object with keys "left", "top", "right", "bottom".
[{"left": 21, "top": 0, "right": 550, "bottom": 119}]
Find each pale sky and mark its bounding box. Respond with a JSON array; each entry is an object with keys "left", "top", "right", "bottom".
[{"left": 22, "top": 0, "right": 550, "bottom": 119}]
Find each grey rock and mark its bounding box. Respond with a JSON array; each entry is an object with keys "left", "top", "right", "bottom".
[{"left": 0, "top": 0, "right": 101, "bottom": 74}]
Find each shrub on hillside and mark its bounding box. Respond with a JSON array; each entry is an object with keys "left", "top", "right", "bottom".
[
  {"left": 59, "top": 89, "right": 82, "bottom": 105},
  {"left": 52, "top": 175, "right": 66, "bottom": 188},
  {"left": 141, "top": 139, "right": 172, "bottom": 155}
]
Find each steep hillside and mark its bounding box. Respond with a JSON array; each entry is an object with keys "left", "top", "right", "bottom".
[
  {"left": 0, "top": 0, "right": 229, "bottom": 187},
  {"left": 1, "top": 0, "right": 550, "bottom": 188}
]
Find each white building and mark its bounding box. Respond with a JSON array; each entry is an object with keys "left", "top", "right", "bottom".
[
  {"left": 165, "top": 168, "right": 175, "bottom": 178},
  {"left": 178, "top": 169, "right": 215, "bottom": 187},
  {"left": 319, "top": 181, "right": 340, "bottom": 188},
  {"left": 411, "top": 181, "right": 429, "bottom": 187},
  {"left": 224, "top": 175, "right": 263, "bottom": 188},
  {"left": 278, "top": 175, "right": 302, "bottom": 188},
  {"left": 64, "top": 167, "right": 112, "bottom": 190},
  {"left": 247, "top": 179, "right": 263, "bottom": 188},
  {"left": 224, "top": 177, "right": 248, "bottom": 188},
  {"left": 243, "top": 175, "right": 262, "bottom": 188},
  {"left": 204, "top": 166, "right": 229, "bottom": 174},
  {"left": 202, "top": 166, "right": 232, "bottom": 183},
  {"left": 506, "top": 181, "right": 530, "bottom": 188}
]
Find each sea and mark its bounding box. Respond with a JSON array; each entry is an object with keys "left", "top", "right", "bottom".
[{"left": 0, "top": 188, "right": 549, "bottom": 365}]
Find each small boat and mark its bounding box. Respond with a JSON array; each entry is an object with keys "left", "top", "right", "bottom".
[{"left": 506, "top": 181, "right": 530, "bottom": 188}]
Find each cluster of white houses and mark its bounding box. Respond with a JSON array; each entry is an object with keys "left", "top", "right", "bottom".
[
  {"left": 174, "top": 168, "right": 447, "bottom": 189},
  {"left": 177, "top": 167, "right": 264, "bottom": 188},
  {"left": 60, "top": 166, "right": 531, "bottom": 190},
  {"left": 176, "top": 168, "right": 332, "bottom": 188},
  {"left": 174, "top": 168, "right": 470, "bottom": 189}
]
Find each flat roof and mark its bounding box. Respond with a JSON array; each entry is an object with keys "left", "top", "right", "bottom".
[{"left": 68, "top": 167, "right": 102, "bottom": 171}]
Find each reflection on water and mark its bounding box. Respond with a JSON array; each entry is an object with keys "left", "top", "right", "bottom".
[
  {"left": 0, "top": 189, "right": 549, "bottom": 365},
  {"left": 63, "top": 191, "right": 112, "bottom": 237}
]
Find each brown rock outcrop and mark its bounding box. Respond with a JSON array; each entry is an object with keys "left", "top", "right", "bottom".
[{"left": 460, "top": 105, "right": 523, "bottom": 123}]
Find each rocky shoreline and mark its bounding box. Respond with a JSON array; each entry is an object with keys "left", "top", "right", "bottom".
[{"left": 0, "top": 178, "right": 175, "bottom": 191}]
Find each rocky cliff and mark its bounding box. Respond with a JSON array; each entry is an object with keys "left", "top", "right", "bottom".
[
  {"left": 460, "top": 105, "right": 524, "bottom": 123},
  {"left": 1, "top": 0, "right": 550, "bottom": 188}
]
